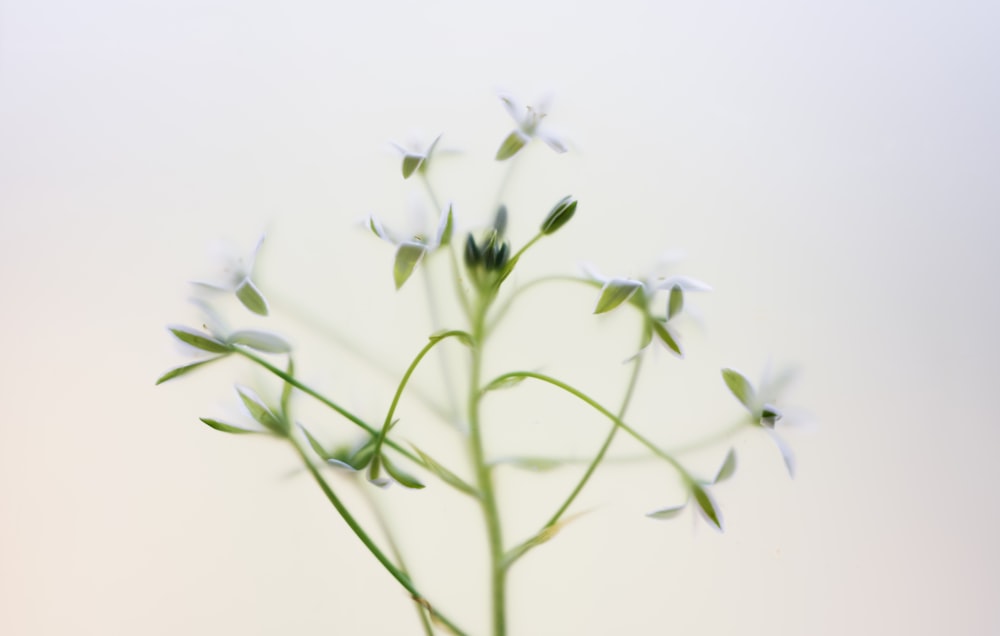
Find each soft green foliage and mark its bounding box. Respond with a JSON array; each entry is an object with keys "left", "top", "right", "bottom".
[{"left": 158, "top": 95, "right": 799, "bottom": 636}]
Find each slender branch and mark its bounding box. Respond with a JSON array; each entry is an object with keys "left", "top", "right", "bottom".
[
  {"left": 235, "top": 348, "right": 422, "bottom": 466},
  {"left": 543, "top": 341, "right": 645, "bottom": 528},
  {"left": 372, "top": 330, "right": 473, "bottom": 468},
  {"left": 483, "top": 371, "right": 690, "bottom": 477},
  {"left": 290, "top": 438, "right": 469, "bottom": 636},
  {"left": 487, "top": 275, "right": 599, "bottom": 333}
]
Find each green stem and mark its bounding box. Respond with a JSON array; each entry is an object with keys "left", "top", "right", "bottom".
[
  {"left": 235, "top": 349, "right": 422, "bottom": 466},
  {"left": 485, "top": 371, "right": 690, "bottom": 477},
  {"left": 372, "top": 330, "right": 472, "bottom": 470},
  {"left": 543, "top": 343, "right": 645, "bottom": 528},
  {"left": 290, "top": 438, "right": 469, "bottom": 636},
  {"left": 467, "top": 303, "right": 506, "bottom": 636},
  {"left": 487, "top": 275, "right": 599, "bottom": 334}
]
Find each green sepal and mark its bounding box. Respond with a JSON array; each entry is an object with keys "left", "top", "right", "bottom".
[
  {"left": 759, "top": 403, "right": 782, "bottom": 428},
  {"left": 235, "top": 279, "right": 269, "bottom": 316},
  {"left": 402, "top": 153, "right": 424, "bottom": 179},
  {"left": 168, "top": 326, "right": 231, "bottom": 353},
  {"left": 594, "top": 279, "right": 642, "bottom": 314},
  {"left": 721, "top": 368, "right": 756, "bottom": 412},
  {"left": 349, "top": 437, "right": 378, "bottom": 469},
  {"left": 540, "top": 195, "right": 577, "bottom": 235},
  {"left": 155, "top": 356, "right": 225, "bottom": 385},
  {"left": 714, "top": 448, "right": 737, "bottom": 484},
  {"left": 667, "top": 284, "right": 684, "bottom": 321},
  {"left": 227, "top": 329, "right": 292, "bottom": 353},
  {"left": 235, "top": 385, "right": 286, "bottom": 435},
  {"left": 691, "top": 481, "right": 723, "bottom": 531},
  {"left": 382, "top": 455, "right": 425, "bottom": 489},
  {"left": 199, "top": 417, "right": 263, "bottom": 434},
  {"left": 366, "top": 453, "right": 391, "bottom": 488},
  {"left": 646, "top": 503, "right": 687, "bottom": 520},
  {"left": 411, "top": 445, "right": 478, "bottom": 497},
  {"left": 393, "top": 242, "right": 428, "bottom": 290},
  {"left": 650, "top": 319, "right": 683, "bottom": 357},
  {"left": 495, "top": 129, "right": 528, "bottom": 160},
  {"left": 436, "top": 204, "right": 454, "bottom": 247}
]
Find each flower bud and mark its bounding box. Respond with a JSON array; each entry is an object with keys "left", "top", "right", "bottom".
[
  {"left": 540, "top": 195, "right": 577, "bottom": 235},
  {"left": 464, "top": 233, "right": 482, "bottom": 269}
]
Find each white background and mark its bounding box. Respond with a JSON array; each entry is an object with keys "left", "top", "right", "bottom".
[{"left": 2, "top": 1, "right": 998, "bottom": 634}]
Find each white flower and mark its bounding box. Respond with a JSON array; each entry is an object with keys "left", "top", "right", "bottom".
[
  {"left": 367, "top": 205, "right": 454, "bottom": 290},
  {"left": 389, "top": 133, "right": 443, "bottom": 179},
  {"left": 495, "top": 93, "right": 568, "bottom": 161},
  {"left": 192, "top": 234, "right": 269, "bottom": 316}
]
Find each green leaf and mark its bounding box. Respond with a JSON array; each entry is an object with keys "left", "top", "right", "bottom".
[
  {"left": 495, "top": 129, "right": 528, "bottom": 160},
  {"left": 235, "top": 279, "right": 269, "bottom": 316},
  {"left": 168, "top": 326, "right": 231, "bottom": 353},
  {"left": 227, "top": 329, "right": 291, "bottom": 353},
  {"left": 646, "top": 504, "right": 686, "bottom": 520},
  {"left": 484, "top": 375, "right": 526, "bottom": 392},
  {"left": 714, "top": 448, "right": 737, "bottom": 484},
  {"left": 722, "top": 368, "right": 756, "bottom": 412},
  {"left": 393, "top": 242, "right": 427, "bottom": 290},
  {"left": 594, "top": 279, "right": 642, "bottom": 314},
  {"left": 199, "top": 417, "right": 262, "bottom": 434},
  {"left": 155, "top": 356, "right": 225, "bottom": 385},
  {"left": 382, "top": 455, "right": 425, "bottom": 489},
  {"left": 402, "top": 153, "right": 424, "bottom": 179},
  {"left": 667, "top": 284, "right": 684, "bottom": 320},
  {"left": 350, "top": 438, "right": 378, "bottom": 470},
  {"left": 411, "top": 445, "right": 478, "bottom": 497},
  {"left": 650, "top": 319, "right": 683, "bottom": 357},
  {"left": 540, "top": 195, "right": 577, "bottom": 235},
  {"left": 691, "top": 482, "right": 723, "bottom": 531},
  {"left": 428, "top": 330, "right": 473, "bottom": 347},
  {"left": 298, "top": 423, "right": 331, "bottom": 460},
  {"left": 235, "top": 385, "right": 285, "bottom": 435},
  {"left": 502, "top": 512, "right": 587, "bottom": 568}
]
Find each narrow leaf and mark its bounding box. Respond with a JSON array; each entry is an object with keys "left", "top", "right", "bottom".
[
  {"left": 155, "top": 356, "right": 224, "bottom": 385},
  {"left": 393, "top": 242, "right": 427, "bottom": 290},
  {"left": 412, "top": 445, "right": 478, "bottom": 497},
  {"left": 227, "top": 329, "right": 291, "bottom": 353},
  {"left": 503, "top": 511, "right": 588, "bottom": 567},
  {"left": 366, "top": 454, "right": 391, "bottom": 488},
  {"left": 721, "top": 368, "right": 756, "bottom": 412},
  {"left": 168, "top": 326, "right": 231, "bottom": 353},
  {"left": 650, "top": 319, "right": 683, "bottom": 357},
  {"left": 691, "top": 482, "right": 724, "bottom": 531},
  {"left": 667, "top": 284, "right": 684, "bottom": 320},
  {"left": 382, "top": 455, "right": 425, "bottom": 489},
  {"left": 280, "top": 357, "right": 295, "bottom": 417},
  {"left": 435, "top": 204, "right": 453, "bottom": 246},
  {"left": 646, "top": 504, "right": 686, "bottom": 520},
  {"left": 235, "top": 279, "right": 269, "bottom": 316},
  {"left": 349, "top": 437, "right": 378, "bottom": 469},
  {"left": 484, "top": 375, "right": 526, "bottom": 392},
  {"left": 298, "top": 423, "right": 331, "bottom": 460},
  {"left": 199, "top": 417, "right": 261, "bottom": 434},
  {"left": 402, "top": 153, "right": 424, "bottom": 179},
  {"left": 594, "top": 279, "right": 642, "bottom": 314},
  {"left": 714, "top": 448, "right": 737, "bottom": 484},
  {"left": 495, "top": 129, "right": 528, "bottom": 160},
  {"left": 235, "top": 385, "right": 284, "bottom": 434}
]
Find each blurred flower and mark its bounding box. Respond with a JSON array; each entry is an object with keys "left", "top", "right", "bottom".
[
  {"left": 192, "top": 234, "right": 269, "bottom": 316},
  {"left": 390, "top": 133, "right": 443, "bottom": 179},
  {"left": 367, "top": 205, "right": 454, "bottom": 289},
  {"left": 495, "top": 94, "right": 567, "bottom": 161}
]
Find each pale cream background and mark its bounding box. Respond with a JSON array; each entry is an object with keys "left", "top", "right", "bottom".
[{"left": 2, "top": 1, "right": 998, "bottom": 634}]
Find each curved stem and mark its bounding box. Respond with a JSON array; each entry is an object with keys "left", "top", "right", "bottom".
[
  {"left": 290, "top": 438, "right": 469, "bottom": 636},
  {"left": 484, "top": 371, "right": 690, "bottom": 477},
  {"left": 543, "top": 343, "right": 645, "bottom": 528},
  {"left": 372, "top": 330, "right": 472, "bottom": 466},
  {"left": 487, "top": 275, "right": 599, "bottom": 333}
]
